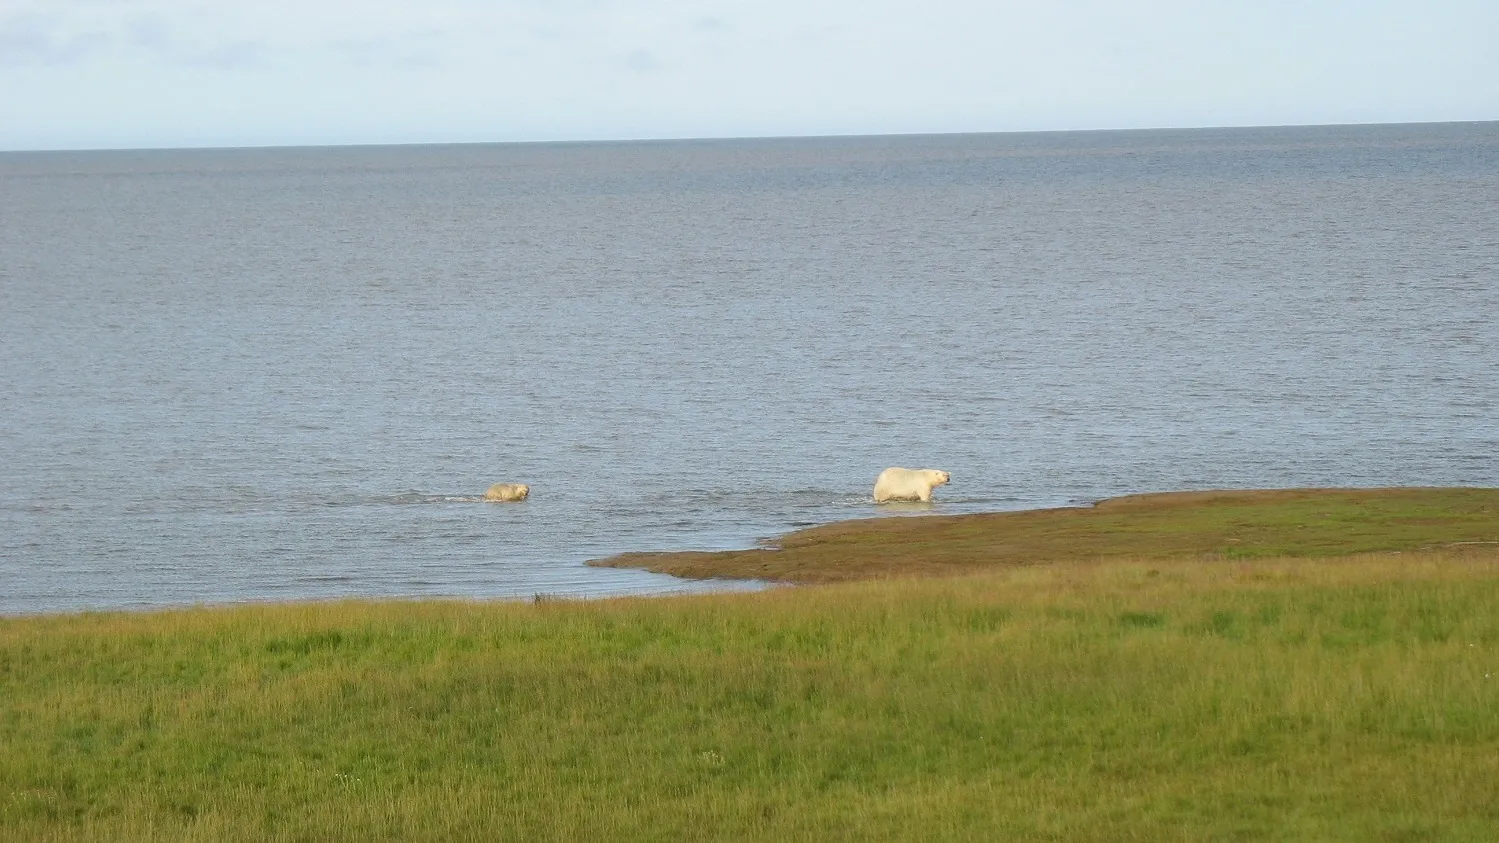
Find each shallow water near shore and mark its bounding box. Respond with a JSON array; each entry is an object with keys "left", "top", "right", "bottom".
[{"left": 2, "top": 122, "right": 1497, "bottom": 614}]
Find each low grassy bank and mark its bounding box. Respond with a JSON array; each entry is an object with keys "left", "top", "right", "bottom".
[
  {"left": 3, "top": 488, "right": 1497, "bottom": 841},
  {"left": 3, "top": 557, "right": 1498, "bottom": 840},
  {"left": 594, "top": 487, "right": 1499, "bottom": 582}
]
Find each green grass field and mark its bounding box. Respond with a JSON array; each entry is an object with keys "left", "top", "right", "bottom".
[{"left": 3, "top": 488, "right": 1497, "bottom": 841}]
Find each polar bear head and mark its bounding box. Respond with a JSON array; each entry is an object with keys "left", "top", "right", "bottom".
[{"left": 926, "top": 470, "right": 951, "bottom": 487}]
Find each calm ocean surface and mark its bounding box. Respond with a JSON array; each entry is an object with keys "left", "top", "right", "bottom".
[{"left": 2, "top": 123, "right": 1496, "bottom": 615}]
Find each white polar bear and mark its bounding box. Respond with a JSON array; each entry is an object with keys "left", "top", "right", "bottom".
[
  {"left": 484, "top": 483, "right": 530, "bottom": 502},
  {"left": 872, "top": 467, "right": 951, "bottom": 503}
]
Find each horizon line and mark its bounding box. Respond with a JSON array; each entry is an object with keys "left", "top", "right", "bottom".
[{"left": 3, "top": 117, "right": 1495, "bottom": 156}]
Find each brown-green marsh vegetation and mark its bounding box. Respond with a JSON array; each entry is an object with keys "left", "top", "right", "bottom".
[{"left": 596, "top": 487, "right": 1499, "bottom": 582}]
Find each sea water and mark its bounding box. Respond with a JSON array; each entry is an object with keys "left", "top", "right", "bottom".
[{"left": 2, "top": 123, "right": 1496, "bottom": 614}]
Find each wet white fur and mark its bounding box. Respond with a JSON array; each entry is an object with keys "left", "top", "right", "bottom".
[
  {"left": 872, "top": 468, "right": 950, "bottom": 503},
  {"left": 484, "top": 483, "right": 530, "bottom": 502}
]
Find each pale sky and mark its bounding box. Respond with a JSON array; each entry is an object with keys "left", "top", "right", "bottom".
[{"left": 2, "top": 0, "right": 1496, "bottom": 150}]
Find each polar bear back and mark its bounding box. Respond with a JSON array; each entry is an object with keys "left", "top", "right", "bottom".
[
  {"left": 873, "top": 467, "right": 951, "bottom": 503},
  {"left": 484, "top": 483, "right": 530, "bottom": 502}
]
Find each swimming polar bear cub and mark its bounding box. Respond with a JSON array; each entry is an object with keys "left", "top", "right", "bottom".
[
  {"left": 484, "top": 483, "right": 530, "bottom": 502},
  {"left": 873, "top": 467, "right": 951, "bottom": 503}
]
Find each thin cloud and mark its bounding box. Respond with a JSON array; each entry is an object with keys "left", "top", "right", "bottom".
[
  {"left": 332, "top": 30, "right": 446, "bottom": 69},
  {"left": 623, "top": 48, "right": 659, "bottom": 73},
  {"left": 693, "top": 16, "right": 731, "bottom": 33},
  {"left": 184, "top": 41, "right": 268, "bottom": 69},
  {"left": 125, "top": 14, "right": 173, "bottom": 54},
  {"left": 0, "top": 12, "right": 111, "bottom": 66}
]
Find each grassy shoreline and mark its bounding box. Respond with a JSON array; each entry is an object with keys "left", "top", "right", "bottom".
[
  {"left": 592, "top": 486, "right": 1499, "bottom": 583},
  {"left": 4, "top": 487, "right": 1497, "bottom": 840}
]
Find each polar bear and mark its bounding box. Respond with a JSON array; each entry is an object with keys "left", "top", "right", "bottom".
[
  {"left": 873, "top": 467, "right": 951, "bottom": 503},
  {"left": 484, "top": 483, "right": 530, "bottom": 502}
]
